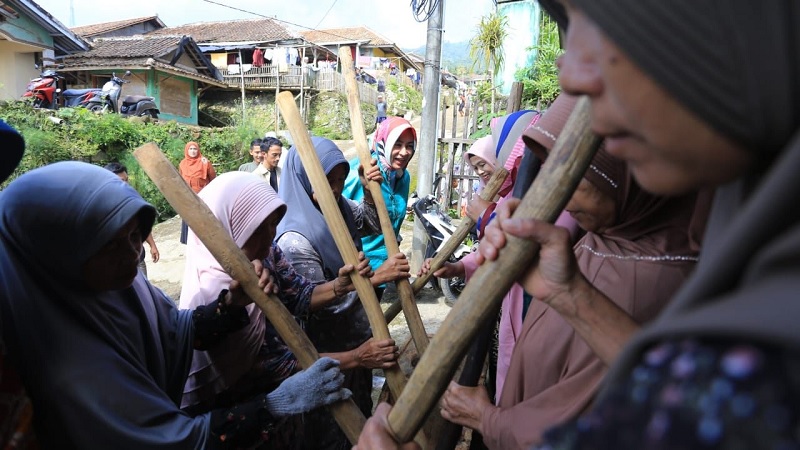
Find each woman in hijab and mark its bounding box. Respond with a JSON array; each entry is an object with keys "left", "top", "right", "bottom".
[
  {"left": 421, "top": 99, "right": 579, "bottom": 403},
  {"left": 278, "top": 137, "right": 410, "bottom": 450},
  {"left": 342, "top": 117, "right": 416, "bottom": 291},
  {"left": 179, "top": 141, "right": 216, "bottom": 244},
  {"left": 356, "top": 0, "right": 800, "bottom": 448},
  {"left": 440, "top": 94, "right": 708, "bottom": 448},
  {"left": 180, "top": 173, "right": 396, "bottom": 415},
  {"left": 460, "top": 135, "right": 496, "bottom": 220},
  {"left": 0, "top": 162, "right": 350, "bottom": 450}
]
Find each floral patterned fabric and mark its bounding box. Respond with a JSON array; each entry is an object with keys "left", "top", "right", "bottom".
[{"left": 538, "top": 339, "right": 800, "bottom": 450}]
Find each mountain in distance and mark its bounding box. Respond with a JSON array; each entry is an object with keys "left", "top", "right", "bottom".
[{"left": 404, "top": 40, "right": 475, "bottom": 73}]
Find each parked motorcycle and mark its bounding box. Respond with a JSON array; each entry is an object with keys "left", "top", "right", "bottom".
[
  {"left": 62, "top": 71, "right": 160, "bottom": 118},
  {"left": 22, "top": 65, "right": 65, "bottom": 109},
  {"left": 411, "top": 188, "right": 478, "bottom": 305}
]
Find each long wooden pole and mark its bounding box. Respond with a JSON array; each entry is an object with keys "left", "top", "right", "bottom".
[
  {"left": 132, "top": 143, "right": 365, "bottom": 444},
  {"left": 275, "top": 92, "right": 409, "bottom": 401},
  {"left": 384, "top": 167, "right": 509, "bottom": 324},
  {"left": 386, "top": 96, "right": 600, "bottom": 442},
  {"left": 337, "top": 47, "right": 430, "bottom": 355}
]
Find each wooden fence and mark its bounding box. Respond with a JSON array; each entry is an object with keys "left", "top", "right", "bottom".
[{"left": 219, "top": 64, "right": 381, "bottom": 105}]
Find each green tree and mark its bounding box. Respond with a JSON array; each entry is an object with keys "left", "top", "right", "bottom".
[
  {"left": 515, "top": 12, "right": 563, "bottom": 108},
  {"left": 470, "top": 11, "right": 509, "bottom": 113}
]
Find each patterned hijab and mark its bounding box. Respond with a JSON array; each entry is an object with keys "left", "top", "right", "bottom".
[
  {"left": 278, "top": 137, "right": 361, "bottom": 279},
  {"left": 372, "top": 116, "right": 417, "bottom": 185}
]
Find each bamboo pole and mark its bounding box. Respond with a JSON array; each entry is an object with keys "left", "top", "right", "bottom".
[
  {"left": 274, "top": 92, "right": 409, "bottom": 401},
  {"left": 384, "top": 167, "right": 509, "bottom": 324},
  {"left": 385, "top": 96, "right": 600, "bottom": 442},
  {"left": 337, "top": 47, "right": 430, "bottom": 355},
  {"left": 132, "top": 143, "right": 365, "bottom": 444}
]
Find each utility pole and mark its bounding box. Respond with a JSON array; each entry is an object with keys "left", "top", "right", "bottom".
[{"left": 411, "top": 0, "right": 444, "bottom": 273}]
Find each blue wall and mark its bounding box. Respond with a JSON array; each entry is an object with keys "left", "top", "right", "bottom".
[{"left": 497, "top": 0, "right": 540, "bottom": 95}]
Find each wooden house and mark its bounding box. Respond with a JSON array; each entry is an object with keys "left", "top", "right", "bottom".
[{"left": 60, "top": 34, "right": 225, "bottom": 124}]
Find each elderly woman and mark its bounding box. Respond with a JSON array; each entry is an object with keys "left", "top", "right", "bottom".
[
  {"left": 278, "top": 137, "right": 410, "bottom": 449},
  {"left": 440, "top": 94, "right": 708, "bottom": 448},
  {"left": 356, "top": 0, "right": 800, "bottom": 448},
  {"left": 0, "top": 162, "right": 349, "bottom": 449}
]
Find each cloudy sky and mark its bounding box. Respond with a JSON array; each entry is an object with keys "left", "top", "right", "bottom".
[{"left": 35, "top": 0, "right": 495, "bottom": 49}]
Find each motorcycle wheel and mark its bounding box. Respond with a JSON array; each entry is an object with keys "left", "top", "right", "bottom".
[
  {"left": 440, "top": 274, "right": 465, "bottom": 307},
  {"left": 142, "top": 110, "right": 158, "bottom": 119},
  {"left": 89, "top": 104, "right": 104, "bottom": 113}
]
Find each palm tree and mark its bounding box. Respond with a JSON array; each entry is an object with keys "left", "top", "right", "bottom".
[{"left": 469, "top": 11, "right": 509, "bottom": 113}]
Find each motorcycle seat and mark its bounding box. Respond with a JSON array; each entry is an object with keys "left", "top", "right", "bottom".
[
  {"left": 122, "top": 95, "right": 155, "bottom": 103},
  {"left": 62, "top": 88, "right": 99, "bottom": 97}
]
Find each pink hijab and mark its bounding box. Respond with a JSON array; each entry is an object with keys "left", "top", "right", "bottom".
[
  {"left": 179, "top": 171, "right": 286, "bottom": 409},
  {"left": 462, "top": 135, "right": 496, "bottom": 190}
]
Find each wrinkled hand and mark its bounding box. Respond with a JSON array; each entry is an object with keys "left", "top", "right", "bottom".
[
  {"left": 335, "top": 251, "right": 373, "bottom": 295},
  {"left": 356, "top": 338, "right": 399, "bottom": 369},
  {"left": 265, "top": 357, "right": 352, "bottom": 417},
  {"left": 228, "top": 259, "right": 277, "bottom": 306},
  {"left": 465, "top": 197, "right": 491, "bottom": 223},
  {"left": 354, "top": 402, "right": 421, "bottom": 450},
  {"left": 417, "top": 258, "right": 463, "bottom": 279},
  {"left": 440, "top": 381, "right": 492, "bottom": 432},
  {"left": 477, "top": 198, "right": 581, "bottom": 305},
  {"left": 149, "top": 246, "right": 160, "bottom": 263},
  {"left": 372, "top": 252, "right": 411, "bottom": 286}
]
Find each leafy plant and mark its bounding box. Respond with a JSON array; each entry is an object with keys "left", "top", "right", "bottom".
[
  {"left": 515, "top": 12, "right": 564, "bottom": 108},
  {"left": 470, "top": 12, "right": 510, "bottom": 113}
]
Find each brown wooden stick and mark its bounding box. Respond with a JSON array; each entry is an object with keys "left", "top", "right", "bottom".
[
  {"left": 275, "top": 92, "right": 409, "bottom": 402},
  {"left": 132, "top": 143, "right": 366, "bottom": 444},
  {"left": 337, "top": 47, "right": 430, "bottom": 355},
  {"left": 384, "top": 167, "right": 509, "bottom": 324},
  {"left": 386, "top": 96, "right": 600, "bottom": 442},
  {"left": 411, "top": 167, "right": 509, "bottom": 293}
]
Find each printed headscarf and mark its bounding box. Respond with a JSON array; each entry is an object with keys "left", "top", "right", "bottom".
[
  {"left": 490, "top": 110, "right": 540, "bottom": 194},
  {"left": 278, "top": 137, "right": 361, "bottom": 279},
  {"left": 180, "top": 171, "right": 286, "bottom": 409},
  {"left": 372, "top": 116, "right": 417, "bottom": 185}
]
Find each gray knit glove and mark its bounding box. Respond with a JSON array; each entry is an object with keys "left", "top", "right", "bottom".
[{"left": 264, "top": 357, "right": 352, "bottom": 417}]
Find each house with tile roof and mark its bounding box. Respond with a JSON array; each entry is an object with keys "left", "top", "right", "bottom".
[
  {"left": 71, "top": 15, "right": 166, "bottom": 41},
  {"left": 301, "top": 27, "right": 419, "bottom": 72},
  {"left": 146, "top": 18, "right": 335, "bottom": 90},
  {"left": 0, "top": 0, "right": 88, "bottom": 100},
  {"left": 301, "top": 26, "right": 421, "bottom": 91},
  {"left": 59, "top": 34, "right": 224, "bottom": 124}
]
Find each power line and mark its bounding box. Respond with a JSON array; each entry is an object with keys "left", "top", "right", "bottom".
[
  {"left": 410, "top": 0, "right": 441, "bottom": 22},
  {"left": 315, "top": 0, "right": 340, "bottom": 29},
  {"left": 201, "top": 0, "right": 351, "bottom": 42}
]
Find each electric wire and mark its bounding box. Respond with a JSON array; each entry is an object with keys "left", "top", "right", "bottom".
[{"left": 314, "top": 0, "right": 340, "bottom": 29}]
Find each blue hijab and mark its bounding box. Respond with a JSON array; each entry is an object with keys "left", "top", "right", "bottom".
[
  {"left": 277, "top": 137, "right": 361, "bottom": 279},
  {"left": 0, "top": 162, "right": 207, "bottom": 449}
]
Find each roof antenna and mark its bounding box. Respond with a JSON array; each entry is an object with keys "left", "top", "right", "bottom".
[{"left": 69, "top": 0, "right": 75, "bottom": 26}]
